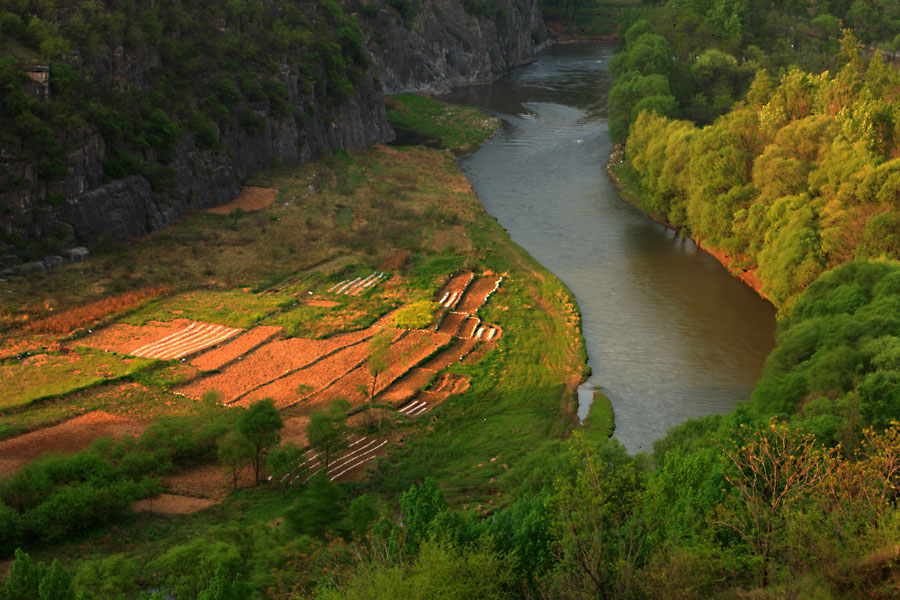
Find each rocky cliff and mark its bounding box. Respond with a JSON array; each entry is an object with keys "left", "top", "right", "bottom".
[
  {"left": 358, "top": 0, "right": 547, "bottom": 93},
  {"left": 0, "top": 0, "right": 546, "bottom": 270}
]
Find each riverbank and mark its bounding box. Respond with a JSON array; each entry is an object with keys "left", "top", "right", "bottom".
[{"left": 606, "top": 145, "right": 774, "bottom": 306}]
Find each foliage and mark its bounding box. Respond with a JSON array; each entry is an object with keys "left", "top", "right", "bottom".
[
  {"left": 583, "top": 389, "right": 615, "bottom": 441},
  {"left": 306, "top": 399, "right": 351, "bottom": 474},
  {"left": 235, "top": 398, "right": 284, "bottom": 485},
  {"left": 0, "top": 549, "right": 90, "bottom": 600},
  {"left": 624, "top": 33, "right": 900, "bottom": 307}
]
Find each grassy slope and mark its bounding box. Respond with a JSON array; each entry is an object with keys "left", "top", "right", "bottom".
[{"left": 2, "top": 97, "right": 587, "bottom": 579}]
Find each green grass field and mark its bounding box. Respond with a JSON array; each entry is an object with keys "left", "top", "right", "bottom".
[
  {"left": 0, "top": 348, "right": 154, "bottom": 411},
  {"left": 386, "top": 94, "right": 501, "bottom": 153}
]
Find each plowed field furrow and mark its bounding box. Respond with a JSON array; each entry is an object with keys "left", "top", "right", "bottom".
[
  {"left": 191, "top": 326, "right": 283, "bottom": 371},
  {"left": 152, "top": 325, "right": 241, "bottom": 360},
  {"left": 130, "top": 322, "right": 199, "bottom": 355},
  {"left": 456, "top": 276, "right": 502, "bottom": 314},
  {"left": 436, "top": 271, "right": 474, "bottom": 298},
  {"left": 300, "top": 330, "right": 407, "bottom": 406},
  {"left": 175, "top": 328, "right": 377, "bottom": 402},
  {"left": 305, "top": 362, "right": 372, "bottom": 404},
  {"left": 133, "top": 322, "right": 244, "bottom": 360},
  {"left": 438, "top": 312, "right": 467, "bottom": 335},
  {"left": 458, "top": 317, "right": 480, "bottom": 339},
  {"left": 379, "top": 368, "right": 433, "bottom": 403},
  {"left": 77, "top": 320, "right": 193, "bottom": 355},
  {"left": 377, "top": 331, "right": 452, "bottom": 391},
  {"left": 420, "top": 339, "right": 478, "bottom": 371},
  {"left": 238, "top": 330, "right": 401, "bottom": 408}
]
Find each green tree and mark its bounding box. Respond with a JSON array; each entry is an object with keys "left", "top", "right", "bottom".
[
  {"left": 235, "top": 398, "right": 283, "bottom": 485},
  {"left": 217, "top": 430, "right": 253, "bottom": 489},
  {"left": 367, "top": 329, "right": 393, "bottom": 402},
  {"left": 547, "top": 436, "right": 652, "bottom": 600},
  {"left": 196, "top": 563, "right": 250, "bottom": 600},
  {"left": 306, "top": 399, "right": 350, "bottom": 476},
  {"left": 400, "top": 476, "right": 447, "bottom": 553},
  {"left": 266, "top": 442, "right": 305, "bottom": 496},
  {"left": 284, "top": 473, "right": 344, "bottom": 538}
]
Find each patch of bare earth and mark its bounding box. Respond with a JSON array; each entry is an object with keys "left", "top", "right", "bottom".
[
  {"left": 77, "top": 319, "right": 195, "bottom": 355},
  {"left": 177, "top": 328, "right": 376, "bottom": 403},
  {"left": 380, "top": 250, "right": 410, "bottom": 270},
  {"left": 205, "top": 186, "right": 278, "bottom": 214},
  {"left": 132, "top": 493, "right": 218, "bottom": 515},
  {"left": 280, "top": 415, "right": 311, "bottom": 447},
  {"left": 458, "top": 316, "right": 481, "bottom": 339},
  {"left": 0, "top": 411, "right": 147, "bottom": 476},
  {"left": 437, "top": 312, "right": 467, "bottom": 335},
  {"left": 164, "top": 463, "right": 255, "bottom": 499},
  {"left": 305, "top": 299, "right": 340, "bottom": 307},
  {"left": 238, "top": 335, "right": 380, "bottom": 408},
  {"left": 456, "top": 276, "right": 502, "bottom": 314},
  {"left": 439, "top": 271, "right": 475, "bottom": 295},
  {"left": 191, "top": 325, "right": 283, "bottom": 371},
  {"left": 380, "top": 368, "right": 434, "bottom": 404}
]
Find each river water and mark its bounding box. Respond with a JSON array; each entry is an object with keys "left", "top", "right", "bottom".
[{"left": 440, "top": 43, "right": 776, "bottom": 453}]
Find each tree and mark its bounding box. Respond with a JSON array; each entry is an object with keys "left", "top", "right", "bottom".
[
  {"left": 196, "top": 563, "right": 250, "bottom": 600},
  {"left": 400, "top": 476, "right": 447, "bottom": 553},
  {"left": 306, "top": 399, "right": 350, "bottom": 477},
  {"left": 548, "top": 436, "right": 652, "bottom": 600},
  {"left": 284, "top": 473, "right": 344, "bottom": 538},
  {"left": 367, "top": 329, "right": 392, "bottom": 402},
  {"left": 217, "top": 430, "right": 253, "bottom": 489},
  {"left": 266, "top": 442, "right": 305, "bottom": 496},
  {"left": 715, "top": 419, "right": 837, "bottom": 587},
  {"left": 235, "top": 398, "right": 283, "bottom": 485}
]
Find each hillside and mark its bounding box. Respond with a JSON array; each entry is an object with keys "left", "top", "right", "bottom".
[{"left": 0, "top": 0, "right": 545, "bottom": 269}]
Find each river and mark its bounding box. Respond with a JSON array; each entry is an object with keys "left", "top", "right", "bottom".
[{"left": 440, "top": 43, "right": 776, "bottom": 453}]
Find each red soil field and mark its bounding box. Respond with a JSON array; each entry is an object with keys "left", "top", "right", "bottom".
[
  {"left": 437, "top": 311, "right": 467, "bottom": 335},
  {"left": 129, "top": 321, "right": 242, "bottom": 360},
  {"left": 77, "top": 320, "right": 194, "bottom": 355},
  {"left": 439, "top": 271, "right": 475, "bottom": 294},
  {"left": 25, "top": 287, "right": 169, "bottom": 335},
  {"left": 177, "top": 328, "right": 376, "bottom": 403},
  {"left": 379, "top": 368, "right": 434, "bottom": 404},
  {"left": 164, "top": 462, "right": 256, "bottom": 499},
  {"left": 378, "top": 330, "right": 451, "bottom": 388},
  {"left": 421, "top": 339, "right": 478, "bottom": 371},
  {"left": 190, "top": 325, "right": 282, "bottom": 371},
  {"left": 455, "top": 275, "right": 502, "bottom": 314},
  {"left": 236, "top": 334, "right": 383, "bottom": 408},
  {"left": 306, "top": 300, "right": 340, "bottom": 307},
  {"left": 0, "top": 411, "right": 147, "bottom": 477},
  {"left": 458, "top": 316, "right": 481, "bottom": 339}
]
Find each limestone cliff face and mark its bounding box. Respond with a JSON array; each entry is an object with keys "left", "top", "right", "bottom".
[
  {"left": 0, "top": 0, "right": 546, "bottom": 266},
  {"left": 359, "top": 0, "right": 547, "bottom": 93}
]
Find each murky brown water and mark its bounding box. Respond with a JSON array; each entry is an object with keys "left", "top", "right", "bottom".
[{"left": 440, "top": 43, "right": 775, "bottom": 453}]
